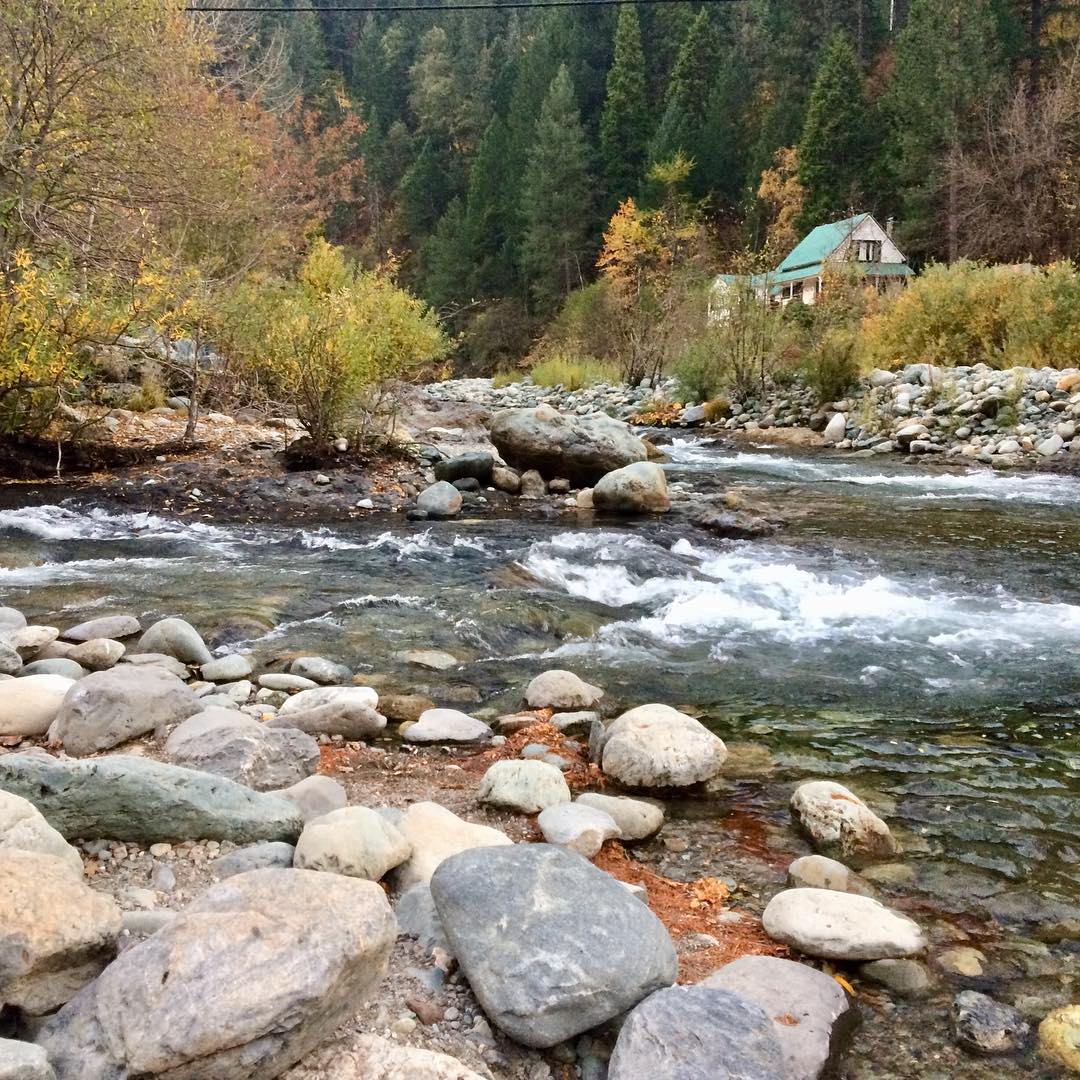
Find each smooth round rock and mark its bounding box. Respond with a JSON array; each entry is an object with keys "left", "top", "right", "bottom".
[
  {"left": 403, "top": 708, "right": 492, "bottom": 744},
  {"left": 63, "top": 615, "right": 141, "bottom": 643},
  {"left": 787, "top": 854, "right": 875, "bottom": 896},
  {"left": 477, "top": 760, "right": 571, "bottom": 814},
  {"left": 200, "top": 654, "right": 255, "bottom": 683},
  {"left": 575, "top": 792, "right": 664, "bottom": 840},
  {"left": 0, "top": 674, "right": 75, "bottom": 736},
  {"left": 294, "top": 806, "right": 412, "bottom": 881},
  {"left": 762, "top": 888, "right": 927, "bottom": 961},
  {"left": 525, "top": 670, "right": 603, "bottom": 710},
  {"left": 791, "top": 780, "right": 899, "bottom": 867},
  {"left": 537, "top": 803, "right": 619, "bottom": 857},
  {"left": 137, "top": 618, "right": 212, "bottom": 665}
]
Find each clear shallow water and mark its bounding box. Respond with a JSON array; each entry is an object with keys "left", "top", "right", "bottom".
[{"left": 3, "top": 445, "right": 1080, "bottom": 1036}]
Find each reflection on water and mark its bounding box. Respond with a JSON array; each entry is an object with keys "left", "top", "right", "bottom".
[{"left": 2, "top": 442, "right": 1080, "bottom": 1070}]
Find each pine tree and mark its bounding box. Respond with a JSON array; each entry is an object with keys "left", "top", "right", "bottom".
[
  {"left": 520, "top": 65, "right": 595, "bottom": 312},
  {"left": 797, "top": 34, "right": 873, "bottom": 228},
  {"left": 884, "top": 0, "right": 1010, "bottom": 260},
  {"left": 466, "top": 117, "right": 517, "bottom": 297},
  {"left": 396, "top": 137, "right": 448, "bottom": 241},
  {"left": 600, "top": 5, "right": 649, "bottom": 205},
  {"left": 665, "top": 10, "right": 718, "bottom": 130}
]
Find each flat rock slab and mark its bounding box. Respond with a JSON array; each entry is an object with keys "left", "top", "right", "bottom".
[
  {"left": 49, "top": 666, "right": 200, "bottom": 756},
  {"left": 762, "top": 888, "right": 926, "bottom": 961},
  {"left": 36, "top": 869, "right": 396, "bottom": 1080},
  {"left": 430, "top": 844, "right": 677, "bottom": 1047},
  {"left": 0, "top": 850, "right": 121, "bottom": 1015},
  {"left": 0, "top": 751, "right": 303, "bottom": 844},
  {"left": 608, "top": 985, "right": 786, "bottom": 1080},
  {"left": 702, "top": 955, "right": 858, "bottom": 1078}
]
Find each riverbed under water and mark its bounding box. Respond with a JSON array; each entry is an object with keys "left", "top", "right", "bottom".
[{"left": 2, "top": 440, "right": 1079, "bottom": 1076}]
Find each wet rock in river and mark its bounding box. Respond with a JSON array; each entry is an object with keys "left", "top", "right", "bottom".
[
  {"left": 575, "top": 792, "right": 664, "bottom": 840},
  {"left": 416, "top": 481, "right": 462, "bottom": 519},
  {"left": 430, "top": 844, "right": 677, "bottom": 1047},
  {"left": 391, "top": 801, "right": 512, "bottom": 889},
  {"left": 0, "top": 850, "right": 121, "bottom": 1015},
  {"left": 592, "top": 461, "right": 670, "bottom": 514},
  {"left": 537, "top": 802, "right": 619, "bottom": 857},
  {"left": 936, "top": 946, "right": 986, "bottom": 977},
  {"left": 62, "top": 614, "right": 140, "bottom": 643},
  {"left": 49, "top": 666, "right": 200, "bottom": 756},
  {"left": 525, "top": 669, "right": 603, "bottom": 710},
  {"left": 200, "top": 653, "right": 254, "bottom": 682},
  {"left": 288, "top": 655, "right": 351, "bottom": 685},
  {"left": 403, "top": 708, "right": 492, "bottom": 744},
  {"left": 0, "top": 750, "right": 304, "bottom": 844},
  {"left": 0, "top": 674, "right": 74, "bottom": 736},
  {"left": 608, "top": 985, "right": 786, "bottom": 1080},
  {"left": 791, "top": 780, "right": 899, "bottom": 867},
  {"left": 702, "top": 955, "right": 858, "bottom": 1079},
  {"left": 597, "top": 704, "right": 727, "bottom": 789},
  {"left": 860, "top": 959, "right": 936, "bottom": 998},
  {"left": 1038, "top": 1005, "right": 1080, "bottom": 1073},
  {"left": 762, "top": 888, "right": 927, "bottom": 961},
  {"left": 952, "top": 990, "right": 1031, "bottom": 1055},
  {"left": 477, "top": 759, "right": 571, "bottom": 814},
  {"left": 165, "top": 708, "right": 319, "bottom": 791},
  {"left": 137, "top": 617, "right": 212, "bottom": 665},
  {"left": 787, "top": 854, "right": 876, "bottom": 896},
  {"left": 36, "top": 869, "right": 396, "bottom": 1080},
  {"left": 293, "top": 806, "right": 412, "bottom": 881}
]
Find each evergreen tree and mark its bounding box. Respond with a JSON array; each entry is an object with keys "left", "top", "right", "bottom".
[
  {"left": 797, "top": 34, "right": 873, "bottom": 228},
  {"left": 520, "top": 65, "right": 595, "bottom": 311},
  {"left": 422, "top": 198, "right": 470, "bottom": 311},
  {"left": 466, "top": 117, "right": 517, "bottom": 297},
  {"left": 666, "top": 10, "right": 718, "bottom": 129},
  {"left": 396, "top": 137, "right": 448, "bottom": 241},
  {"left": 884, "top": 0, "right": 1010, "bottom": 260},
  {"left": 600, "top": 5, "right": 649, "bottom": 205}
]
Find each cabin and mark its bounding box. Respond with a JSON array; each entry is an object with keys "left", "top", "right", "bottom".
[{"left": 713, "top": 213, "right": 913, "bottom": 313}]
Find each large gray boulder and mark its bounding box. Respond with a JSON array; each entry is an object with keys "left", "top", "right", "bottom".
[
  {"left": 434, "top": 452, "right": 494, "bottom": 485},
  {"left": 592, "top": 462, "right": 671, "bottom": 514},
  {"left": 165, "top": 709, "right": 319, "bottom": 791},
  {"left": 0, "top": 675, "right": 74, "bottom": 737},
  {"left": 49, "top": 666, "right": 200, "bottom": 756},
  {"left": 36, "top": 869, "right": 396, "bottom": 1080},
  {"left": 702, "top": 955, "right": 858, "bottom": 1078},
  {"left": 762, "top": 888, "right": 926, "bottom": 961},
  {"left": 791, "top": 780, "right": 899, "bottom": 867},
  {"left": 490, "top": 405, "right": 647, "bottom": 486},
  {"left": 0, "top": 751, "right": 303, "bottom": 844},
  {"left": 0, "top": 851, "right": 121, "bottom": 1015},
  {"left": 0, "top": 790, "right": 82, "bottom": 875},
  {"left": 430, "top": 844, "right": 677, "bottom": 1047},
  {"left": 607, "top": 985, "right": 786, "bottom": 1080},
  {"left": 597, "top": 704, "right": 727, "bottom": 789},
  {"left": 136, "top": 617, "right": 212, "bottom": 665}
]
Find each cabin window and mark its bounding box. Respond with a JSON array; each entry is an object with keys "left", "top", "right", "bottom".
[{"left": 858, "top": 239, "right": 883, "bottom": 262}]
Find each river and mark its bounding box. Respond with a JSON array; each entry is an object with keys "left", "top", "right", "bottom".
[{"left": 2, "top": 439, "right": 1079, "bottom": 1076}]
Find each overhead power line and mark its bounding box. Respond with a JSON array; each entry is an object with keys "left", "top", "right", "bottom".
[{"left": 185, "top": 0, "right": 741, "bottom": 12}]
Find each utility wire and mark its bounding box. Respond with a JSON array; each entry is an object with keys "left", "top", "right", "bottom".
[{"left": 186, "top": 0, "right": 740, "bottom": 11}]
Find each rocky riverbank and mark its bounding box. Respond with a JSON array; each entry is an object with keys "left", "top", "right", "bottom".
[
  {"left": 427, "top": 364, "right": 1080, "bottom": 468},
  {"left": 1, "top": 602, "right": 1078, "bottom": 1078}
]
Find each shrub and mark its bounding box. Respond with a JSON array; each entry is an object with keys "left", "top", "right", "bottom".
[
  {"left": 674, "top": 337, "right": 725, "bottom": 403},
  {"left": 803, "top": 327, "right": 862, "bottom": 404},
  {"left": 212, "top": 240, "right": 448, "bottom": 448},
  {"left": 491, "top": 368, "right": 524, "bottom": 389},
  {"left": 530, "top": 352, "right": 620, "bottom": 390},
  {"left": 127, "top": 372, "right": 166, "bottom": 412},
  {"left": 857, "top": 261, "right": 1080, "bottom": 370}
]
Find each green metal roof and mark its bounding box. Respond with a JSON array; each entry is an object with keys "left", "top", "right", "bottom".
[{"left": 777, "top": 213, "right": 870, "bottom": 273}]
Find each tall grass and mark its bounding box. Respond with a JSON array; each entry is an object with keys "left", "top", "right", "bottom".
[{"left": 529, "top": 353, "right": 620, "bottom": 390}]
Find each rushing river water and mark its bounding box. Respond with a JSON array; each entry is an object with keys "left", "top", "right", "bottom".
[{"left": 2, "top": 440, "right": 1079, "bottom": 1075}]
